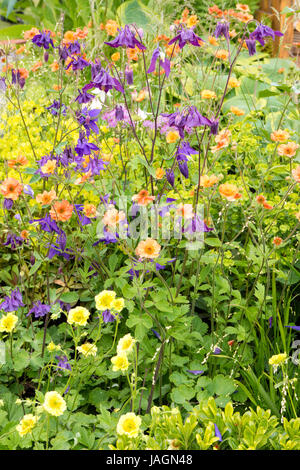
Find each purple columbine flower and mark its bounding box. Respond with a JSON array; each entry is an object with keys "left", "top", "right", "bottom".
[
  {"left": 269, "top": 317, "right": 273, "bottom": 328},
  {"left": 125, "top": 65, "right": 133, "bottom": 84},
  {"left": 81, "top": 155, "right": 108, "bottom": 175},
  {"left": 3, "top": 233, "right": 24, "bottom": 249},
  {"left": 169, "top": 26, "right": 204, "bottom": 49},
  {"left": 83, "top": 67, "right": 124, "bottom": 94},
  {"left": 66, "top": 56, "right": 90, "bottom": 71},
  {"left": 147, "top": 46, "right": 171, "bottom": 77},
  {"left": 210, "top": 119, "right": 219, "bottom": 135},
  {"left": 77, "top": 107, "right": 100, "bottom": 137},
  {"left": 285, "top": 325, "right": 300, "bottom": 332},
  {"left": 55, "top": 355, "right": 72, "bottom": 371},
  {"left": 102, "top": 309, "right": 117, "bottom": 323},
  {"left": 184, "top": 214, "right": 213, "bottom": 234},
  {"left": 75, "top": 132, "right": 99, "bottom": 157},
  {"left": 104, "top": 24, "right": 146, "bottom": 50},
  {"left": 213, "top": 347, "right": 222, "bottom": 355},
  {"left": 215, "top": 21, "right": 230, "bottom": 40},
  {"left": 166, "top": 169, "right": 175, "bottom": 187},
  {"left": 23, "top": 184, "right": 34, "bottom": 198},
  {"left": 3, "top": 199, "right": 13, "bottom": 210},
  {"left": 245, "top": 38, "right": 256, "bottom": 56},
  {"left": 30, "top": 213, "right": 60, "bottom": 234},
  {"left": 151, "top": 329, "right": 161, "bottom": 340},
  {"left": 32, "top": 30, "right": 54, "bottom": 49},
  {"left": 0, "top": 77, "right": 6, "bottom": 92},
  {"left": 186, "top": 370, "right": 204, "bottom": 376},
  {"left": 102, "top": 105, "right": 131, "bottom": 128},
  {"left": 46, "top": 100, "right": 67, "bottom": 117},
  {"left": 214, "top": 423, "right": 223, "bottom": 442},
  {"left": 28, "top": 301, "right": 51, "bottom": 318},
  {"left": 75, "top": 88, "right": 94, "bottom": 104},
  {"left": 11, "top": 69, "right": 25, "bottom": 89},
  {"left": 48, "top": 231, "right": 74, "bottom": 260},
  {"left": 0, "top": 288, "right": 24, "bottom": 312},
  {"left": 74, "top": 204, "right": 92, "bottom": 226},
  {"left": 178, "top": 160, "right": 189, "bottom": 179},
  {"left": 250, "top": 23, "right": 283, "bottom": 47},
  {"left": 67, "top": 40, "right": 81, "bottom": 55}
]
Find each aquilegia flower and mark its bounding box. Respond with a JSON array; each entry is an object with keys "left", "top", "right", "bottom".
[
  {"left": 77, "top": 108, "right": 100, "bottom": 137},
  {"left": 75, "top": 88, "right": 94, "bottom": 104},
  {"left": 46, "top": 100, "right": 67, "bottom": 117},
  {"left": 215, "top": 21, "right": 230, "bottom": 40},
  {"left": 168, "top": 25, "right": 204, "bottom": 49},
  {"left": 0, "top": 288, "right": 24, "bottom": 312},
  {"left": 147, "top": 46, "right": 170, "bottom": 77},
  {"left": 105, "top": 24, "right": 146, "bottom": 50},
  {"left": 32, "top": 30, "right": 54, "bottom": 49},
  {"left": 28, "top": 301, "right": 51, "bottom": 318},
  {"left": 83, "top": 67, "right": 124, "bottom": 94}
]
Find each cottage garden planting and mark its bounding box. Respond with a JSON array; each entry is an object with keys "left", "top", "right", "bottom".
[{"left": 0, "top": 2, "right": 299, "bottom": 451}]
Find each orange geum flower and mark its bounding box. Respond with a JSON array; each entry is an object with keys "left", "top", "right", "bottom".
[
  {"left": 277, "top": 142, "right": 299, "bottom": 158},
  {"left": 20, "top": 230, "right": 29, "bottom": 239},
  {"left": 36, "top": 190, "right": 57, "bottom": 206},
  {"left": 83, "top": 203, "right": 97, "bottom": 218},
  {"left": 102, "top": 208, "right": 125, "bottom": 227},
  {"left": 200, "top": 174, "right": 219, "bottom": 188},
  {"left": 41, "top": 160, "right": 56, "bottom": 175},
  {"left": 8, "top": 155, "right": 29, "bottom": 168},
  {"left": 111, "top": 52, "right": 120, "bottom": 62},
  {"left": 105, "top": 20, "right": 120, "bottom": 37},
  {"left": 126, "top": 46, "right": 140, "bottom": 61},
  {"left": 256, "top": 194, "right": 266, "bottom": 204},
  {"left": 262, "top": 201, "right": 273, "bottom": 210},
  {"left": 236, "top": 3, "right": 250, "bottom": 12},
  {"left": 201, "top": 89, "right": 216, "bottom": 99},
  {"left": 186, "top": 15, "right": 198, "bottom": 28},
  {"left": 18, "top": 68, "right": 29, "bottom": 79},
  {"left": 215, "top": 129, "right": 231, "bottom": 143},
  {"left": 270, "top": 129, "right": 290, "bottom": 142},
  {"left": 135, "top": 89, "right": 148, "bottom": 102},
  {"left": 24, "top": 27, "right": 39, "bottom": 40},
  {"left": 229, "top": 29, "right": 237, "bottom": 38},
  {"left": 208, "top": 36, "right": 219, "bottom": 46},
  {"left": 228, "top": 77, "right": 240, "bottom": 88},
  {"left": 0, "top": 177, "right": 23, "bottom": 200},
  {"left": 176, "top": 203, "right": 194, "bottom": 219},
  {"left": 230, "top": 106, "right": 245, "bottom": 116},
  {"left": 236, "top": 12, "right": 253, "bottom": 22},
  {"left": 50, "top": 61, "right": 59, "bottom": 72},
  {"left": 63, "top": 30, "right": 77, "bottom": 44},
  {"left": 53, "top": 84, "right": 62, "bottom": 91},
  {"left": 31, "top": 60, "right": 43, "bottom": 72},
  {"left": 292, "top": 165, "right": 300, "bottom": 183},
  {"left": 273, "top": 237, "right": 283, "bottom": 246},
  {"left": 16, "top": 46, "right": 25, "bottom": 55},
  {"left": 132, "top": 190, "right": 155, "bottom": 207},
  {"left": 155, "top": 168, "right": 165, "bottom": 180},
  {"left": 50, "top": 200, "right": 73, "bottom": 222},
  {"left": 135, "top": 238, "right": 161, "bottom": 259},
  {"left": 215, "top": 49, "right": 229, "bottom": 60},
  {"left": 166, "top": 130, "right": 180, "bottom": 143},
  {"left": 219, "top": 183, "right": 241, "bottom": 201}
]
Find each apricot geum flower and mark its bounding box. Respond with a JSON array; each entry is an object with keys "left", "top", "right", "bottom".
[{"left": 16, "top": 414, "right": 39, "bottom": 437}]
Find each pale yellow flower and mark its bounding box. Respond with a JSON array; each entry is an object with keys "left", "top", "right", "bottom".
[
  {"left": 77, "top": 342, "right": 97, "bottom": 357},
  {"left": 117, "top": 334, "right": 136, "bottom": 355},
  {"left": 111, "top": 298, "right": 125, "bottom": 313},
  {"left": 0, "top": 312, "right": 18, "bottom": 333},
  {"left": 67, "top": 306, "right": 90, "bottom": 326},
  {"left": 269, "top": 353, "right": 287, "bottom": 367},
  {"left": 111, "top": 352, "right": 129, "bottom": 371},
  {"left": 43, "top": 391, "right": 66, "bottom": 417},
  {"left": 95, "top": 290, "right": 116, "bottom": 311},
  {"left": 16, "top": 414, "right": 39, "bottom": 437},
  {"left": 117, "top": 412, "right": 141, "bottom": 438}
]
